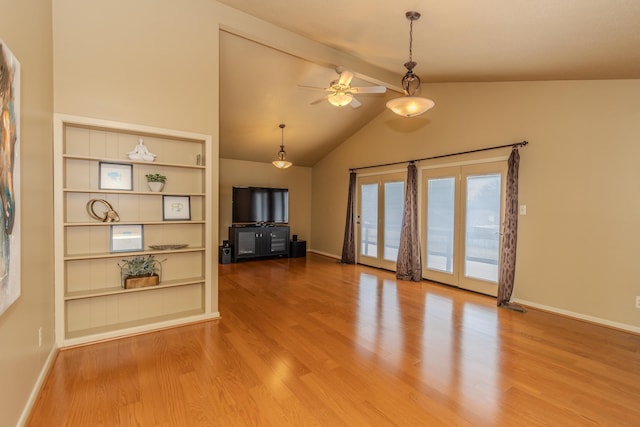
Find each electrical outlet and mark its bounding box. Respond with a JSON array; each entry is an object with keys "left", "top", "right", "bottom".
[
  {"left": 519, "top": 205, "right": 527, "bottom": 215},
  {"left": 636, "top": 296, "right": 640, "bottom": 309},
  {"left": 38, "top": 327, "right": 42, "bottom": 347}
]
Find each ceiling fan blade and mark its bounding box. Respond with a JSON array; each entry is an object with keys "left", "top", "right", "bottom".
[
  {"left": 298, "top": 84, "right": 332, "bottom": 91},
  {"left": 310, "top": 95, "right": 329, "bottom": 105},
  {"left": 350, "top": 85, "right": 387, "bottom": 94},
  {"left": 350, "top": 97, "right": 362, "bottom": 109},
  {"left": 338, "top": 70, "right": 354, "bottom": 86}
]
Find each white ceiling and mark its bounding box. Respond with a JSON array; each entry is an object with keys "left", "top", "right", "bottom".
[{"left": 218, "top": 0, "right": 640, "bottom": 166}]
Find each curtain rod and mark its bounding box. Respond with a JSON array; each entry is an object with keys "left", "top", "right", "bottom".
[{"left": 350, "top": 140, "right": 528, "bottom": 172}]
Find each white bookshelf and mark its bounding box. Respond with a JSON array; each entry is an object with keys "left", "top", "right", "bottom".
[{"left": 54, "top": 114, "right": 217, "bottom": 347}]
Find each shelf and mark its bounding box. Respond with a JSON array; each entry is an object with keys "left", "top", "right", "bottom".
[
  {"left": 63, "top": 188, "right": 206, "bottom": 197},
  {"left": 63, "top": 154, "right": 206, "bottom": 169},
  {"left": 64, "top": 220, "right": 205, "bottom": 227},
  {"left": 64, "top": 276, "right": 206, "bottom": 300},
  {"left": 64, "top": 246, "right": 205, "bottom": 261},
  {"left": 64, "top": 309, "right": 211, "bottom": 341}
]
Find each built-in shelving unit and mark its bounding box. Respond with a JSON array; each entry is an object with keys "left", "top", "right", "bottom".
[{"left": 54, "top": 114, "right": 218, "bottom": 347}]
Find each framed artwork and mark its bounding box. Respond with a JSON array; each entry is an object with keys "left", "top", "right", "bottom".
[
  {"left": 163, "top": 195, "right": 191, "bottom": 220},
  {"left": 99, "top": 162, "right": 133, "bottom": 190},
  {"left": 110, "top": 224, "right": 144, "bottom": 252},
  {"left": 0, "top": 39, "right": 21, "bottom": 316}
]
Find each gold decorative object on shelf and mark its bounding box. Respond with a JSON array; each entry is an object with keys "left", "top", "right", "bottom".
[{"left": 86, "top": 199, "right": 120, "bottom": 222}]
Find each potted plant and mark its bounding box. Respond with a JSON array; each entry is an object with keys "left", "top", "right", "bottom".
[
  {"left": 118, "top": 255, "right": 164, "bottom": 289},
  {"left": 145, "top": 173, "right": 166, "bottom": 192}
]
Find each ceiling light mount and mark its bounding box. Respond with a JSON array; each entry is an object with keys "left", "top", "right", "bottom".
[
  {"left": 386, "top": 10, "right": 435, "bottom": 118},
  {"left": 272, "top": 123, "right": 293, "bottom": 169}
]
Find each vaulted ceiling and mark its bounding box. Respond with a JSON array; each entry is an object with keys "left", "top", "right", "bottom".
[{"left": 218, "top": 0, "right": 640, "bottom": 167}]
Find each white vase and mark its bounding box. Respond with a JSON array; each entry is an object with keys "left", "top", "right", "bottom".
[{"left": 148, "top": 181, "right": 164, "bottom": 192}]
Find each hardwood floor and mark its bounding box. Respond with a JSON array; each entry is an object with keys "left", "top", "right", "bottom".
[{"left": 29, "top": 254, "right": 640, "bottom": 426}]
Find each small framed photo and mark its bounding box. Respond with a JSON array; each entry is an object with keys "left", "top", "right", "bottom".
[
  {"left": 163, "top": 195, "right": 191, "bottom": 220},
  {"left": 99, "top": 162, "right": 133, "bottom": 190},
  {"left": 110, "top": 224, "right": 144, "bottom": 252}
]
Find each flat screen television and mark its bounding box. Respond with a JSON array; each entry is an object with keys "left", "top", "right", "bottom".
[{"left": 232, "top": 186, "right": 289, "bottom": 224}]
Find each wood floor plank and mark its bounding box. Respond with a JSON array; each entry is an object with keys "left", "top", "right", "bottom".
[{"left": 28, "top": 254, "right": 640, "bottom": 426}]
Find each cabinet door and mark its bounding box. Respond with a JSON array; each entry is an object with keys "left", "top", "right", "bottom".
[
  {"left": 236, "top": 229, "right": 258, "bottom": 256},
  {"left": 268, "top": 227, "right": 289, "bottom": 255}
]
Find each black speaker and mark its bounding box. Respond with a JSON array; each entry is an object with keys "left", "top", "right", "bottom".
[
  {"left": 219, "top": 246, "right": 232, "bottom": 264},
  {"left": 223, "top": 240, "right": 230, "bottom": 248},
  {"left": 292, "top": 234, "right": 298, "bottom": 241},
  {"left": 290, "top": 240, "right": 306, "bottom": 258}
]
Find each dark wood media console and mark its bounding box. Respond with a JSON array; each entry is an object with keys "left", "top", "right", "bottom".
[{"left": 228, "top": 225, "right": 290, "bottom": 262}]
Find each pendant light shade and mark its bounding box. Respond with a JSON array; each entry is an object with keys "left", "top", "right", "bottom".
[
  {"left": 386, "top": 11, "right": 435, "bottom": 118},
  {"left": 386, "top": 96, "right": 435, "bottom": 118},
  {"left": 272, "top": 123, "right": 292, "bottom": 169}
]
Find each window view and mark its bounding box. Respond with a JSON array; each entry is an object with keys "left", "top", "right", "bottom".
[
  {"left": 360, "top": 183, "right": 378, "bottom": 257},
  {"left": 426, "top": 177, "right": 455, "bottom": 273},
  {"left": 383, "top": 181, "right": 404, "bottom": 261},
  {"left": 464, "top": 174, "right": 501, "bottom": 282}
]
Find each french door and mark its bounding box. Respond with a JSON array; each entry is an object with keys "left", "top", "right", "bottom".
[
  {"left": 357, "top": 173, "right": 405, "bottom": 271},
  {"left": 421, "top": 162, "right": 507, "bottom": 296}
]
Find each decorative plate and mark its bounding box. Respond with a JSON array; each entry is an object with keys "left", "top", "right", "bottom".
[{"left": 149, "top": 244, "right": 188, "bottom": 250}]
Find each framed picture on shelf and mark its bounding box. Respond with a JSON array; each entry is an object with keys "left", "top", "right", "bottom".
[
  {"left": 110, "top": 224, "right": 144, "bottom": 252},
  {"left": 99, "top": 162, "right": 133, "bottom": 190},
  {"left": 163, "top": 195, "right": 191, "bottom": 220}
]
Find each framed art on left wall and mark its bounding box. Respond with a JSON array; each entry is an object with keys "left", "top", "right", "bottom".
[{"left": 0, "top": 39, "right": 21, "bottom": 316}]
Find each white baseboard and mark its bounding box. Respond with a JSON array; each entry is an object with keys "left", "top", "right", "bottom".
[
  {"left": 307, "top": 249, "right": 340, "bottom": 260},
  {"left": 305, "top": 252, "right": 639, "bottom": 335},
  {"left": 513, "top": 298, "right": 640, "bottom": 334},
  {"left": 17, "top": 344, "right": 59, "bottom": 426}
]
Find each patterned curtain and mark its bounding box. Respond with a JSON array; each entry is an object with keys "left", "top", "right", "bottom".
[
  {"left": 497, "top": 148, "right": 520, "bottom": 306},
  {"left": 340, "top": 171, "right": 357, "bottom": 264},
  {"left": 396, "top": 163, "right": 422, "bottom": 281}
]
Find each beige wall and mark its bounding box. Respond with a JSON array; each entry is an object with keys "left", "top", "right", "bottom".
[
  {"left": 219, "top": 159, "right": 312, "bottom": 246},
  {"left": 2, "top": 2, "right": 636, "bottom": 422},
  {"left": 312, "top": 79, "right": 640, "bottom": 331},
  {"left": 53, "top": 0, "right": 222, "bottom": 315},
  {"left": 0, "top": 1, "right": 54, "bottom": 426}
]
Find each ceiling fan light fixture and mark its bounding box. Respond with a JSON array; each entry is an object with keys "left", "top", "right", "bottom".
[
  {"left": 387, "top": 11, "right": 435, "bottom": 118},
  {"left": 328, "top": 92, "right": 353, "bottom": 107},
  {"left": 272, "top": 123, "right": 293, "bottom": 169}
]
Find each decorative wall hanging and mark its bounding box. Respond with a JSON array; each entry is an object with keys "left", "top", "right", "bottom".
[{"left": 0, "top": 39, "right": 21, "bottom": 316}]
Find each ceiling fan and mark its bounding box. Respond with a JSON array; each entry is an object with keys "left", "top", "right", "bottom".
[{"left": 301, "top": 67, "right": 387, "bottom": 108}]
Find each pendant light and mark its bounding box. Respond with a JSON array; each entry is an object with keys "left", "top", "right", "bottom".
[
  {"left": 386, "top": 11, "right": 435, "bottom": 118},
  {"left": 272, "top": 123, "right": 293, "bottom": 169}
]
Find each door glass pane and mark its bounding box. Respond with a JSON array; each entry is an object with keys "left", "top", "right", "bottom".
[
  {"left": 465, "top": 174, "right": 501, "bottom": 282},
  {"left": 383, "top": 181, "right": 404, "bottom": 261},
  {"left": 360, "top": 183, "right": 378, "bottom": 257},
  {"left": 426, "top": 177, "right": 455, "bottom": 273}
]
